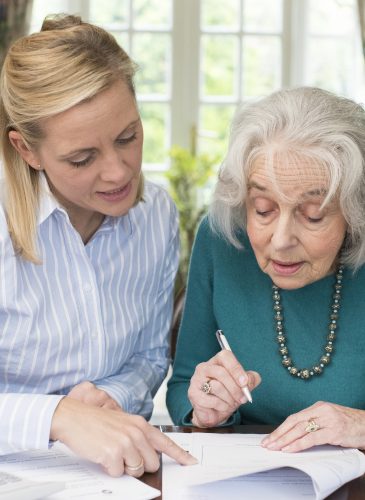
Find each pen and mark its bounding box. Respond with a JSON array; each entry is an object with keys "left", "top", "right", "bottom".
[{"left": 215, "top": 329, "right": 253, "bottom": 404}]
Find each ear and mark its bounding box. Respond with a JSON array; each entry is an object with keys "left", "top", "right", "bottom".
[{"left": 8, "top": 130, "right": 42, "bottom": 170}]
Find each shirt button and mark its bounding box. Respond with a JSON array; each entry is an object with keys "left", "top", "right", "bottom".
[{"left": 83, "top": 282, "right": 92, "bottom": 293}]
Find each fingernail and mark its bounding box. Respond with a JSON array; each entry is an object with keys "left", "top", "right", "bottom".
[
  {"left": 238, "top": 375, "right": 247, "bottom": 386},
  {"left": 267, "top": 442, "right": 277, "bottom": 449},
  {"left": 239, "top": 396, "right": 246, "bottom": 404},
  {"left": 185, "top": 453, "right": 199, "bottom": 465},
  {"left": 261, "top": 438, "right": 268, "bottom": 446}
]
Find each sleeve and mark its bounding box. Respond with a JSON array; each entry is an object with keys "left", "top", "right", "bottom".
[
  {"left": 0, "top": 221, "right": 67, "bottom": 455},
  {"left": 0, "top": 394, "right": 64, "bottom": 455},
  {"left": 95, "top": 199, "right": 180, "bottom": 419},
  {"left": 166, "top": 217, "right": 241, "bottom": 425}
]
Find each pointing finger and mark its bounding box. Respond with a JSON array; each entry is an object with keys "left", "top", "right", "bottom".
[{"left": 149, "top": 427, "right": 198, "bottom": 465}]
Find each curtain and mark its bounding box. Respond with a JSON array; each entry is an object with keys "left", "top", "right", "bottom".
[
  {"left": 358, "top": 0, "right": 365, "bottom": 59},
  {"left": 0, "top": 0, "right": 33, "bottom": 65}
]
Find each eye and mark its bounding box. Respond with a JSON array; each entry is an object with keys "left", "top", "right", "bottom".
[
  {"left": 250, "top": 196, "right": 275, "bottom": 217},
  {"left": 256, "top": 210, "right": 272, "bottom": 217},
  {"left": 306, "top": 216, "right": 323, "bottom": 223},
  {"left": 116, "top": 132, "right": 137, "bottom": 145},
  {"left": 301, "top": 205, "right": 325, "bottom": 223},
  {"left": 69, "top": 157, "right": 92, "bottom": 168}
]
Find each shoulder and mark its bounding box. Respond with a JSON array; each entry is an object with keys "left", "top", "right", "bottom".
[
  {"left": 124, "top": 180, "right": 178, "bottom": 242},
  {"left": 191, "top": 216, "right": 231, "bottom": 269},
  {"left": 345, "top": 265, "right": 365, "bottom": 292},
  {"left": 131, "top": 180, "right": 177, "bottom": 227},
  {"left": 143, "top": 180, "right": 177, "bottom": 215},
  {"left": 195, "top": 215, "right": 250, "bottom": 253},
  {"left": 192, "top": 216, "right": 259, "bottom": 278}
]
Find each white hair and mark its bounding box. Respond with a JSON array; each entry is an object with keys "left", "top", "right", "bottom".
[{"left": 209, "top": 87, "right": 365, "bottom": 269}]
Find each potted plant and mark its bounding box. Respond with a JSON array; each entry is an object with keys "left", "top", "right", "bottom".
[{"left": 165, "top": 145, "right": 218, "bottom": 356}]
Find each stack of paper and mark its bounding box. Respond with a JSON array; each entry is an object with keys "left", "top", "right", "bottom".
[
  {"left": 0, "top": 443, "right": 160, "bottom": 499},
  {"left": 163, "top": 432, "right": 365, "bottom": 500}
]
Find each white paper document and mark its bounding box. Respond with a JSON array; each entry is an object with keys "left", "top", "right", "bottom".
[
  {"left": 0, "top": 442, "right": 160, "bottom": 499},
  {"left": 163, "top": 432, "right": 365, "bottom": 500}
]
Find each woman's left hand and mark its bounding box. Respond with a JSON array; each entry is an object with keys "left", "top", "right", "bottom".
[
  {"left": 261, "top": 401, "right": 365, "bottom": 452},
  {"left": 68, "top": 381, "right": 121, "bottom": 410}
]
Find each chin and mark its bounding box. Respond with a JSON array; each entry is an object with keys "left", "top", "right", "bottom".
[{"left": 271, "top": 275, "right": 312, "bottom": 290}]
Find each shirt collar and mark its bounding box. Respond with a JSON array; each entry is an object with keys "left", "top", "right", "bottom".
[
  {"left": 37, "top": 173, "right": 66, "bottom": 226},
  {"left": 37, "top": 173, "right": 133, "bottom": 236}
]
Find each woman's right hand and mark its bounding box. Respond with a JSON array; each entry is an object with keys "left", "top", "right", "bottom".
[
  {"left": 50, "top": 397, "right": 197, "bottom": 477},
  {"left": 188, "top": 350, "right": 261, "bottom": 428}
]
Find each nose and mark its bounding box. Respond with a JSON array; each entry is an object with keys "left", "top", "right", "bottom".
[
  {"left": 99, "top": 150, "right": 129, "bottom": 183},
  {"left": 271, "top": 213, "right": 298, "bottom": 251}
]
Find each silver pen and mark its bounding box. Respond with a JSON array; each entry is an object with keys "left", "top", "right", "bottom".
[{"left": 215, "top": 329, "right": 253, "bottom": 404}]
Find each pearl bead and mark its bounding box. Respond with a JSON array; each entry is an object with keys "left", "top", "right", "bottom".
[{"left": 273, "top": 264, "right": 343, "bottom": 380}]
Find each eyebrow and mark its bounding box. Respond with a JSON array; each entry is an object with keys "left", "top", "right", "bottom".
[
  {"left": 57, "top": 118, "right": 140, "bottom": 159},
  {"left": 248, "top": 181, "right": 328, "bottom": 199}
]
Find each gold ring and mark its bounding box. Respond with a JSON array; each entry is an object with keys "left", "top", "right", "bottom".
[
  {"left": 201, "top": 380, "right": 212, "bottom": 394},
  {"left": 125, "top": 458, "right": 144, "bottom": 472},
  {"left": 305, "top": 419, "right": 320, "bottom": 433}
]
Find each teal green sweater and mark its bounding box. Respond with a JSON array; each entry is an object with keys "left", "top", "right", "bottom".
[{"left": 166, "top": 217, "right": 365, "bottom": 425}]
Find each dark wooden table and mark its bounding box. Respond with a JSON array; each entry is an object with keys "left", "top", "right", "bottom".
[{"left": 140, "top": 425, "right": 365, "bottom": 499}]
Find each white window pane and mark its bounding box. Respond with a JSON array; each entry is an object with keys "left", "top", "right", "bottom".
[
  {"left": 308, "top": 0, "right": 355, "bottom": 36},
  {"left": 242, "top": 36, "right": 282, "bottom": 97},
  {"left": 198, "top": 105, "right": 235, "bottom": 157},
  {"left": 139, "top": 103, "right": 169, "bottom": 164},
  {"left": 30, "top": 0, "right": 69, "bottom": 31},
  {"left": 133, "top": 0, "right": 171, "bottom": 29},
  {"left": 201, "top": 35, "right": 238, "bottom": 97},
  {"left": 306, "top": 38, "right": 355, "bottom": 95},
  {"left": 89, "top": 0, "right": 128, "bottom": 26},
  {"left": 113, "top": 32, "right": 130, "bottom": 52},
  {"left": 243, "top": 0, "right": 283, "bottom": 33},
  {"left": 201, "top": 0, "right": 240, "bottom": 30},
  {"left": 133, "top": 34, "right": 171, "bottom": 96}
]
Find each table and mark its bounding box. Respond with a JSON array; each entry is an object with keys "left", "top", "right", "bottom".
[{"left": 140, "top": 425, "right": 365, "bottom": 499}]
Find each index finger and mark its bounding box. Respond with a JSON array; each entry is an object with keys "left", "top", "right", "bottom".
[
  {"left": 149, "top": 427, "right": 198, "bottom": 465},
  {"left": 262, "top": 405, "right": 318, "bottom": 446},
  {"left": 214, "top": 350, "right": 249, "bottom": 388}
]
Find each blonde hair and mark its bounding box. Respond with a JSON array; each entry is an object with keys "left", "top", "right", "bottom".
[
  {"left": 210, "top": 87, "right": 365, "bottom": 270},
  {"left": 0, "top": 14, "right": 142, "bottom": 262}
]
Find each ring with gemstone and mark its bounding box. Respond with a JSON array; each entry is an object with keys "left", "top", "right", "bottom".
[
  {"left": 305, "top": 419, "right": 320, "bottom": 433},
  {"left": 201, "top": 380, "right": 212, "bottom": 394}
]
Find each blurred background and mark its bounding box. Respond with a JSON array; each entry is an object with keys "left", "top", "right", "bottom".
[
  {"left": 1, "top": 0, "right": 365, "bottom": 423},
  {"left": 2, "top": 0, "right": 364, "bottom": 177}
]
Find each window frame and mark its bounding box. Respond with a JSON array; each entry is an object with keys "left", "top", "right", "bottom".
[{"left": 30, "top": 0, "right": 365, "bottom": 171}]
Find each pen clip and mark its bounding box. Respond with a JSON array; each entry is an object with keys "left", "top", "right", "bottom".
[{"left": 215, "top": 330, "right": 224, "bottom": 350}]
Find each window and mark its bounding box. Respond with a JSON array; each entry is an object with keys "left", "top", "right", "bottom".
[
  {"left": 31, "top": 0, "right": 365, "bottom": 177},
  {"left": 198, "top": 0, "right": 284, "bottom": 157}
]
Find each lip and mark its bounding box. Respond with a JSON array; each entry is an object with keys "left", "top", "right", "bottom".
[
  {"left": 96, "top": 182, "right": 132, "bottom": 203},
  {"left": 271, "top": 260, "right": 304, "bottom": 276}
]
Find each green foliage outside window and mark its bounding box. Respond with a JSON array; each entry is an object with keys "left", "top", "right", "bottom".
[{"left": 165, "top": 146, "right": 218, "bottom": 295}]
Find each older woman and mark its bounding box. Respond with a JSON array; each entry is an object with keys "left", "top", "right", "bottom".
[
  {"left": 167, "top": 87, "right": 365, "bottom": 452},
  {"left": 0, "top": 14, "right": 196, "bottom": 476}
]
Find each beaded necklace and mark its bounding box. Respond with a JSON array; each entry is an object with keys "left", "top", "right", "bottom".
[{"left": 272, "top": 265, "right": 344, "bottom": 380}]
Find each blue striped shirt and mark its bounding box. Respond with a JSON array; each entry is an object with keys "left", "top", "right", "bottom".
[{"left": 0, "top": 175, "right": 179, "bottom": 454}]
